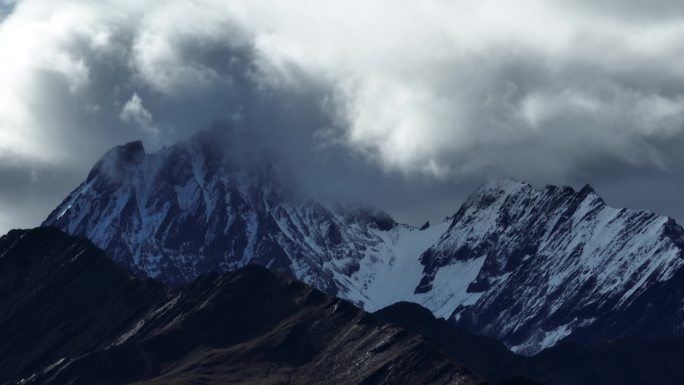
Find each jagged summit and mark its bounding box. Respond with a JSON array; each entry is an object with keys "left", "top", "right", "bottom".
[
  {"left": 44, "top": 127, "right": 406, "bottom": 289},
  {"left": 578, "top": 183, "right": 597, "bottom": 196},
  {"left": 475, "top": 176, "right": 527, "bottom": 190},
  {"left": 86, "top": 140, "right": 146, "bottom": 182},
  {"left": 117, "top": 140, "right": 146, "bottom": 160},
  {"left": 467, "top": 177, "right": 602, "bottom": 208}
]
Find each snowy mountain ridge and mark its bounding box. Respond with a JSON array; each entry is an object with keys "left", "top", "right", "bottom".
[
  {"left": 44, "top": 126, "right": 684, "bottom": 354},
  {"left": 420, "top": 178, "right": 684, "bottom": 353}
]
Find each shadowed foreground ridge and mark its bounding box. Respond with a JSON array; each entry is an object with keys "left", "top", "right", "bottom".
[
  {"left": 375, "top": 301, "right": 684, "bottom": 385},
  {"left": 0, "top": 227, "right": 486, "bottom": 385}
]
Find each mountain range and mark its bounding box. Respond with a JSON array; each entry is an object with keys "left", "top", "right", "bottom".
[
  {"left": 6, "top": 227, "right": 684, "bottom": 385},
  {"left": 44, "top": 124, "right": 684, "bottom": 355}
]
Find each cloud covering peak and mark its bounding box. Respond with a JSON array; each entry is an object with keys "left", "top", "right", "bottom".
[{"left": 2, "top": 0, "right": 684, "bottom": 232}]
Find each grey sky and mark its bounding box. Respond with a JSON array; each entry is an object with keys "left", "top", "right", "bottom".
[{"left": 2, "top": 0, "right": 684, "bottom": 234}]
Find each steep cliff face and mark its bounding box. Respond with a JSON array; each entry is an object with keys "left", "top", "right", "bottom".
[{"left": 44, "top": 126, "right": 684, "bottom": 354}]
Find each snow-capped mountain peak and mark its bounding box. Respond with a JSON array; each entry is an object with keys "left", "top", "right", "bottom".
[
  {"left": 44, "top": 131, "right": 684, "bottom": 355},
  {"left": 421, "top": 179, "right": 684, "bottom": 353},
  {"left": 86, "top": 140, "right": 146, "bottom": 182}
]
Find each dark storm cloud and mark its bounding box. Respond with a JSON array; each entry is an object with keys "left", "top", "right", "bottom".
[{"left": 2, "top": 0, "right": 684, "bottom": 233}]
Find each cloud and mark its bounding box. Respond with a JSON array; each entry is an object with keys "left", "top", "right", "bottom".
[
  {"left": 120, "top": 93, "right": 157, "bottom": 134},
  {"left": 2, "top": 0, "right": 684, "bottom": 233}
]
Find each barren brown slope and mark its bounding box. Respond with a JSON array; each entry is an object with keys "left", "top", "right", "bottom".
[{"left": 2, "top": 228, "right": 485, "bottom": 385}]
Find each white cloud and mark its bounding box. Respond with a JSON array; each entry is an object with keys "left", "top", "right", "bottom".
[
  {"left": 1, "top": 0, "right": 684, "bottom": 181},
  {"left": 233, "top": 0, "right": 684, "bottom": 178},
  {"left": 3, "top": 0, "right": 684, "bottom": 235},
  {"left": 120, "top": 93, "right": 157, "bottom": 134}
]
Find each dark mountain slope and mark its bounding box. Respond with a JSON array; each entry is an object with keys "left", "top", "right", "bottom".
[
  {"left": 375, "top": 301, "right": 684, "bottom": 385},
  {"left": 375, "top": 302, "right": 531, "bottom": 382},
  {"left": 1, "top": 228, "right": 486, "bottom": 385},
  {"left": 31, "top": 268, "right": 482, "bottom": 385},
  {"left": 529, "top": 338, "right": 684, "bottom": 385},
  {"left": 0, "top": 227, "right": 167, "bottom": 382}
]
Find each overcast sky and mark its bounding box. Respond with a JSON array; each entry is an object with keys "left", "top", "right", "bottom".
[{"left": 2, "top": 0, "right": 684, "bottom": 234}]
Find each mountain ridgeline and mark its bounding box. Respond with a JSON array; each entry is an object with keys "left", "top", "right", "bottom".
[
  {"left": 375, "top": 301, "right": 684, "bottom": 385},
  {"left": 0, "top": 228, "right": 486, "bottom": 385},
  {"left": 4, "top": 228, "right": 684, "bottom": 385},
  {"left": 44, "top": 125, "right": 684, "bottom": 354}
]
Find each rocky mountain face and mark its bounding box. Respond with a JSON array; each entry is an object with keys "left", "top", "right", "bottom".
[
  {"left": 43, "top": 125, "right": 398, "bottom": 293},
  {"left": 44, "top": 125, "right": 684, "bottom": 354},
  {"left": 0, "top": 228, "right": 486, "bottom": 385},
  {"left": 422, "top": 178, "right": 684, "bottom": 354}
]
